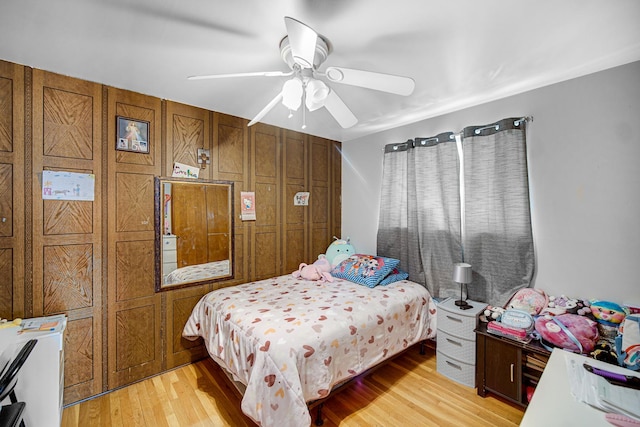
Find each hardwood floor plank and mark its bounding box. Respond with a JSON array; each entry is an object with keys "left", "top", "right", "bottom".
[{"left": 62, "top": 345, "right": 523, "bottom": 426}]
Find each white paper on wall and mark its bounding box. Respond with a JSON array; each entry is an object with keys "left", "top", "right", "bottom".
[
  {"left": 294, "top": 192, "right": 310, "bottom": 206},
  {"left": 172, "top": 162, "right": 200, "bottom": 179},
  {"left": 42, "top": 170, "right": 95, "bottom": 201}
]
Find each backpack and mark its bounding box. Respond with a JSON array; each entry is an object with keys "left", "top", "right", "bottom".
[
  {"left": 616, "top": 315, "right": 640, "bottom": 371},
  {"left": 535, "top": 314, "right": 598, "bottom": 354},
  {"left": 507, "top": 288, "right": 548, "bottom": 315}
]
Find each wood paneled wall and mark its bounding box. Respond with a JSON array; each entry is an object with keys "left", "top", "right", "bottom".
[{"left": 0, "top": 59, "right": 341, "bottom": 404}]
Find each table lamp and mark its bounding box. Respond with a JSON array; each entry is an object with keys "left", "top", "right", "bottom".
[{"left": 453, "top": 262, "right": 473, "bottom": 310}]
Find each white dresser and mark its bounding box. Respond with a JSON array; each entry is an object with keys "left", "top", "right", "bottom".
[
  {"left": 162, "top": 234, "right": 178, "bottom": 279},
  {"left": 436, "top": 297, "right": 486, "bottom": 387},
  {"left": 0, "top": 316, "right": 66, "bottom": 427}
]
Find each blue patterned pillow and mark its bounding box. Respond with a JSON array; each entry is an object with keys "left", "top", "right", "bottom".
[
  {"left": 331, "top": 254, "right": 400, "bottom": 288},
  {"left": 379, "top": 268, "right": 409, "bottom": 286}
]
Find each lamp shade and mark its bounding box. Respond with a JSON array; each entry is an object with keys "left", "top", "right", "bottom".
[
  {"left": 452, "top": 263, "right": 472, "bottom": 284},
  {"left": 282, "top": 78, "right": 303, "bottom": 110},
  {"left": 305, "top": 79, "right": 330, "bottom": 111}
]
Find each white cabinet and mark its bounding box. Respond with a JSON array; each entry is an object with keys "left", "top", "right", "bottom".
[
  {"left": 0, "top": 317, "right": 66, "bottom": 427},
  {"left": 436, "top": 297, "right": 486, "bottom": 387},
  {"left": 162, "top": 234, "right": 178, "bottom": 279}
]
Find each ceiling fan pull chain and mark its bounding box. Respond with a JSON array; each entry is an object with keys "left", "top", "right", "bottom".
[{"left": 302, "top": 90, "right": 307, "bottom": 129}]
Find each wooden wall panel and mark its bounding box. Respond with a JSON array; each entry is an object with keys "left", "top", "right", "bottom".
[
  {"left": 0, "top": 77, "right": 14, "bottom": 152},
  {"left": 43, "top": 243, "right": 93, "bottom": 312},
  {"left": 115, "top": 240, "right": 155, "bottom": 301},
  {"left": 0, "top": 60, "right": 23, "bottom": 320},
  {"left": 3, "top": 58, "right": 342, "bottom": 404},
  {"left": 106, "top": 87, "right": 162, "bottom": 390},
  {"left": 0, "top": 164, "right": 12, "bottom": 238},
  {"left": 213, "top": 112, "right": 249, "bottom": 286},
  {"left": 44, "top": 199, "right": 93, "bottom": 235},
  {"left": 115, "top": 172, "right": 155, "bottom": 232},
  {"left": 332, "top": 141, "right": 342, "bottom": 239},
  {"left": 42, "top": 87, "right": 94, "bottom": 159},
  {"left": 282, "top": 130, "right": 308, "bottom": 271},
  {"left": 31, "top": 69, "right": 103, "bottom": 404},
  {"left": 64, "top": 317, "right": 95, "bottom": 397},
  {"left": 250, "top": 124, "right": 280, "bottom": 280},
  {"left": 115, "top": 305, "right": 156, "bottom": 371},
  {"left": 308, "top": 136, "right": 333, "bottom": 259},
  {"left": 0, "top": 249, "right": 12, "bottom": 316},
  {"left": 164, "top": 101, "right": 210, "bottom": 178},
  {"left": 166, "top": 288, "right": 208, "bottom": 369},
  {"left": 163, "top": 102, "right": 214, "bottom": 369}
]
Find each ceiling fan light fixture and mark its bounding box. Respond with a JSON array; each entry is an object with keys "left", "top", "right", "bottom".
[
  {"left": 282, "top": 78, "right": 303, "bottom": 110},
  {"left": 305, "top": 79, "right": 330, "bottom": 111}
]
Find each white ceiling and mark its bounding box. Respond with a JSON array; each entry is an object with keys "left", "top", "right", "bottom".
[{"left": 1, "top": 0, "right": 639, "bottom": 142}]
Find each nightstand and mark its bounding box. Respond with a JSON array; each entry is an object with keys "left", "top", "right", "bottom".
[
  {"left": 476, "top": 322, "right": 551, "bottom": 406},
  {"left": 436, "top": 297, "right": 487, "bottom": 387}
]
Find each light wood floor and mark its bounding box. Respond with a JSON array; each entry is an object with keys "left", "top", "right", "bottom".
[{"left": 61, "top": 345, "right": 523, "bottom": 427}]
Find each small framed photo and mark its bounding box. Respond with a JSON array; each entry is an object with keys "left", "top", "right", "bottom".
[{"left": 116, "top": 116, "right": 150, "bottom": 153}]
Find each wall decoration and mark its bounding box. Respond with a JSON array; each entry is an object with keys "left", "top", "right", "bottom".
[
  {"left": 42, "top": 170, "right": 95, "bottom": 201},
  {"left": 116, "top": 116, "right": 150, "bottom": 153},
  {"left": 172, "top": 161, "right": 200, "bottom": 179},
  {"left": 241, "top": 191, "right": 256, "bottom": 221},
  {"left": 197, "top": 148, "right": 211, "bottom": 170},
  {"left": 294, "top": 192, "right": 310, "bottom": 206}
]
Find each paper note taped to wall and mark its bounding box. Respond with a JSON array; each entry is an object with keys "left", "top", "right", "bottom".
[
  {"left": 294, "top": 192, "right": 310, "bottom": 206},
  {"left": 172, "top": 162, "right": 199, "bottom": 179},
  {"left": 42, "top": 170, "right": 95, "bottom": 201}
]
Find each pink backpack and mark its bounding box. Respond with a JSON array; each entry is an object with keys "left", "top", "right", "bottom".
[
  {"left": 535, "top": 314, "right": 599, "bottom": 354},
  {"left": 507, "top": 288, "right": 548, "bottom": 315}
]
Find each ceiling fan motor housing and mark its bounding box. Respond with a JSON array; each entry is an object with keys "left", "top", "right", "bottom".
[{"left": 279, "top": 35, "right": 330, "bottom": 70}]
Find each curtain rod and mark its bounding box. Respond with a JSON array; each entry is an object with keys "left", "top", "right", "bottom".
[
  {"left": 461, "top": 116, "right": 533, "bottom": 136},
  {"left": 384, "top": 116, "right": 533, "bottom": 152}
]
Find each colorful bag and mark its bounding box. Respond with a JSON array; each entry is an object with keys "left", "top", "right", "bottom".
[
  {"left": 507, "top": 288, "right": 548, "bottom": 315},
  {"left": 534, "top": 314, "right": 598, "bottom": 354},
  {"left": 616, "top": 315, "right": 640, "bottom": 370},
  {"left": 501, "top": 309, "right": 535, "bottom": 331}
]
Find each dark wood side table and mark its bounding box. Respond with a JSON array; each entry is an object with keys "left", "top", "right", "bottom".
[{"left": 475, "top": 322, "right": 551, "bottom": 407}]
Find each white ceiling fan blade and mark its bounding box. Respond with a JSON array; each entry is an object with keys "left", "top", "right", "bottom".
[
  {"left": 284, "top": 16, "right": 318, "bottom": 68},
  {"left": 324, "top": 66, "right": 415, "bottom": 96},
  {"left": 248, "top": 92, "right": 284, "bottom": 126},
  {"left": 324, "top": 89, "right": 357, "bottom": 129},
  {"left": 188, "top": 71, "right": 292, "bottom": 80}
]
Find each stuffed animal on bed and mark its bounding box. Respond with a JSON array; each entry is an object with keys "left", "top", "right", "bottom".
[
  {"left": 323, "top": 237, "right": 356, "bottom": 268},
  {"left": 292, "top": 257, "right": 334, "bottom": 282}
]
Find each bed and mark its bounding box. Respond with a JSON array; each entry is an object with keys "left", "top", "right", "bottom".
[
  {"left": 182, "top": 273, "right": 437, "bottom": 427},
  {"left": 164, "top": 259, "right": 230, "bottom": 285}
]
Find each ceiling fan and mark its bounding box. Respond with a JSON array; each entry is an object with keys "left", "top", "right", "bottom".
[{"left": 188, "top": 17, "right": 415, "bottom": 129}]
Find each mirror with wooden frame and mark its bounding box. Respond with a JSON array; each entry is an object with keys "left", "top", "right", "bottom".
[{"left": 155, "top": 177, "right": 234, "bottom": 291}]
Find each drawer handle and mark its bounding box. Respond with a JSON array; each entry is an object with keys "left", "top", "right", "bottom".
[
  {"left": 510, "top": 363, "right": 514, "bottom": 382},
  {"left": 446, "top": 338, "right": 462, "bottom": 347},
  {"left": 446, "top": 360, "right": 462, "bottom": 370},
  {"left": 445, "top": 315, "right": 463, "bottom": 323}
]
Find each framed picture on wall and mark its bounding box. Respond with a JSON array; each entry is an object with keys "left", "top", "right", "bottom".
[{"left": 116, "top": 116, "right": 150, "bottom": 153}]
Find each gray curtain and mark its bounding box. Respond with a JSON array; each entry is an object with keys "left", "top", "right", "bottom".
[
  {"left": 377, "top": 118, "right": 534, "bottom": 305},
  {"left": 463, "top": 119, "right": 534, "bottom": 306},
  {"left": 377, "top": 133, "right": 462, "bottom": 298}
]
